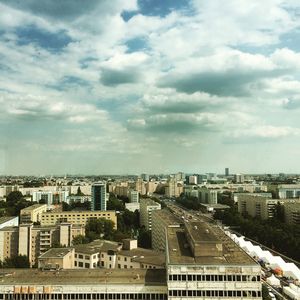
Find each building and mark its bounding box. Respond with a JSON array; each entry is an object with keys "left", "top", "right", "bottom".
[
  {"left": 165, "top": 178, "right": 183, "bottom": 198},
  {"left": 151, "top": 209, "right": 180, "bottom": 252},
  {"left": 284, "top": 200, "right": 300, "bottom": 226},
  {"left": 141, "top": 174, "right": 149, "bottom": 182},
  {"left": 125, "top": 202, "right": 140, "bottom": 212},
  {"left": 198, "top": 187, "right": 218, "bottom": 205},
  {"left": 235, "top": 174, "right": 245, "bottom": 183},
  {"left": 0, "top": 216, "right": 19, "bottom": 229},
  {"left": 32, "top": 191, "right": 53, "bottom": 207},
  {"left": 129, "top": 190, "right": 139, "bottom": 203},
  {"left": 225, "top": 167, "right": 229, "bottom": 176},
  {"left": 38, "top": 248, "right": 75, "bottom": 270},
  {"left": 237, "top": 195, "right": 278, "bottom": 219},
  {"left": 140, "top": 199, "right": 161, "bottom": 231},
  {"left": 277, "top": 184, "right": 300, "bottom": 199},
  {"left": 20, "top": 204, "right": 47, "bottom": 224},
  {"left": 18, "top": 222, "right": 84, "bottom": 266},
  {"left": 146, "top": 181, "right": 159, "bottom": 195},
  {"left": 188, "top": 175, "right": 198, "bottom": 185},
  {"left": 0, "top": 226, "right": 18, "bottom": 261},
  {"left": 233, "top": 192, "right": 272, "bottom": 204},
  {"left": 91, "top": 182, "right": 107, "bottom": 211},
  {"left": 65, "top": 195, "right": 91, "bottom": 205},
  {"left": 136, "top": 178, "right": 146, "bottom": 195},
  {"left": 166, "top": 221, "right": 262, "bottom": 300},
  {"left": 0, "top": 269, "right": 167, "bottom": 299},
  {"left": 40, "top": 210, "right": 117, "bottom": 228}
]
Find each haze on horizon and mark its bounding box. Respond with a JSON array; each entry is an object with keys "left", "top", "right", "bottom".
[{"left": 1, "top": 0, "right": 300, "bottom": 175}]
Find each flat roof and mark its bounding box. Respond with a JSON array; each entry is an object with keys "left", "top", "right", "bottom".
[
  {"left": 167, "top": 224, "right": 257, "bottom": 266},
  {"left": 42, "top": 210, "right": 116, "bottom": 215},
  {"left": 75, "top": 240, "right": 121, "bottom": 254},
  {"left": 119, "top": 248, "right": 165, "bottom": 266},
  {"left": 0, "top": 216, "right": 17, "bottom": 224},
  {"left": 0, "top": 269, "right": 166, "bottom": 285},
  {"left": 21, "top": 204, "right": 46, "bottom": 212},
  {"left": 152, "top": 209, "right": 181, "bottom": 225},
  {"left": 185, "top": 221, "right": 221, "bottom": 244},
  {"left": 39, "top": 248, "right": 73, "bottom": 259}
]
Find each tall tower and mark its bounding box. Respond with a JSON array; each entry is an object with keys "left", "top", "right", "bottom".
[
  {"left": 91, "top": 182, "right": 107, "bottom": 211},
  {"left": 225, "top": 168, "right": 229, "bottom": 176}
]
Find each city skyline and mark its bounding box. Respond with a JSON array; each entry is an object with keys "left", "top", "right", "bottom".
[{"left": 1, "top": 1, "right": 300, "bottom": 174}]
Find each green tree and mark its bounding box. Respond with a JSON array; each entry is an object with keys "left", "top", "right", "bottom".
[
  {"left": 138, "top": 227, "right": 152, "bottom": 249},
  {"left": 3, "top": 255, "right": 30, "bottom": 268},
  {"left": 76, "top": 187, "right": 84, "bottom": 196},
  {"left": 85, "top": 218, "right": 115, "bottom": 242},
  {"left": 62, "top": 201, "right": 72, "bottom": 211},
  {"left": 72, "top": 235, "right": 89, "bottom": 245},
  {"left": 107, "top": 195, "right": 125, "bottom": 211},
  {"left": 6, "top": 191, "right": 23, "bottom": 205}
]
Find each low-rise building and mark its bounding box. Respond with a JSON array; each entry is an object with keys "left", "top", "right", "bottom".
[
  {"left": 140, "top": 198, "right": 161, "bottom": 231},
  {"left": 40, "top": 210, "right": 117, "bottom": 228},
  {"left": 38, "top": 248, "right": 75, "bottom": 270},
  {"left": 20, "top": 204, "right": 47, "bottom": 224}
]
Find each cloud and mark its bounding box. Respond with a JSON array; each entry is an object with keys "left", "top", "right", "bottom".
[{"left": 100, "top": 68, "right": 140, "bottom": 86}]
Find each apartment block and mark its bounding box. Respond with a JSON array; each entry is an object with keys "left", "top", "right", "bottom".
[
  {"left": 0, "top": 216, "right": 19, "bottom": 229},
  {"left": 40, "top": 210, "right": 117, "bottom": 228},
  {"left": 18, "top": 223, "right": 84, "bottom": 266},
  {"left": 165, "top": 178, "right": 183, "bottom": 198},
  {"left": 238, "top": 195, "right": 278, "bottom": 219},
  {"left": 284, "top": 200, "right": 300, "bottom": 226},
  {"left": 151, "top": 209, "right": 180, "bottom": 252},
  {"left": 20, "top": 204, "right": 47, "bottom": 223},
  {"left": 140, "top": 198, "right": 161, "bottom": 231},
  {"left": 0, "top": 226, "right": 18, "bottom": 261}
]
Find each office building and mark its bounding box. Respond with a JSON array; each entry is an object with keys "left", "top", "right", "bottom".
[
  {"left": 166, "top": 221, "right": 262, "bottom": 300},
  {"left": 40, "top": 210, "right": 117, "bottom": 228},
  {"left": 225, "top": 167, "right": 229, "bottom": 176},
  {"left": 91, "top": 182, "right": 107, "bottom": 211},
  {"left": 20, "top": 204, "right": 47, "bottom": 224},
  {"left": 277, "top": 184, "right": 300, "bottom": 199},
  {"left": 140, "top": 198, "right": 161, "bottom": 231},
  {"left": 151, "top": 209, "right": 180, "bottom": 252}
]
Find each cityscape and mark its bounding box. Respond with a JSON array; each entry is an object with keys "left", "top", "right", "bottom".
[{"left": 1, "top": 0, "right": 300, "bottom": 300}]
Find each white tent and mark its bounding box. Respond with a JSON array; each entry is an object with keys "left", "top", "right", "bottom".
[
  {"left": 269, "top": 256, "right": 286, "bottom": 269},
  {"left": 241, "top": 241, "right": 255, "bottom": 254},
  {"left": 266, "top": 274, "right": 281, "bottom": 287},
  {"left": 282, "top": 263, "right": 300, "bottom": 281},
  {"left": 249, "top": 245, "right": 264, "bottom": 258}
]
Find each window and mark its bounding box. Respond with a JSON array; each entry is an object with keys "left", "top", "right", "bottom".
[
  {"left": 85, "top": 263, "right": 90, "bottom": 268},
  {"left": 78, "top": 262, "right": 83, "bottom": 267}
]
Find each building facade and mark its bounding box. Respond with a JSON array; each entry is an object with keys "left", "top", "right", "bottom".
[
  {"left": 140, "top": 199, "right": 161, "bottom": 231},
  {"left": 91, "top": 183, "right": 107, "bottom": 211},
  {"left": 20, "top": 204, "right": 47, "bottom": 223}
]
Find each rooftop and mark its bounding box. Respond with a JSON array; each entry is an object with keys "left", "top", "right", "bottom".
[
  {"left": 185, "top": 221, "right": 221, "bottom": 244},
  {"left": 119, "top": 248, "right": 165, "bottom": 266},
  {"left": 0, "top": 216, "right": 18, "bottom": 224},
  {"left": 39, "top": 248, "right": 73, "bottom": 259},
  {"left": 20, "top": 204, "right": 47, "bottom": 212},
  {"left": 167, "top": 223, "right": 257, "bottom": 266},
  {"left": 75, "top": 240, "right": 121, "bottom": 254},
  {"left": 152, "top": 209, "right": 181, "bottom": 225},
  {"left": 0, "top": 269, "right": 166, "bottom": 285}
]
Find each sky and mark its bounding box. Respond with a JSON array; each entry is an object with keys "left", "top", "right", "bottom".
[{"left": 1, "top": 0, "right": 300, "bottom": 175}]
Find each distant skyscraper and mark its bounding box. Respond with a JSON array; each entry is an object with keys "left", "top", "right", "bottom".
[
  {"left": 91, "top": 183, "right": 107, "bottom": 211},
  {"left": 225, "top": 168, "right": 229, "bottom": 176},
  {"left": 141, "top": 173, "right": 149, "bottom": 182}
]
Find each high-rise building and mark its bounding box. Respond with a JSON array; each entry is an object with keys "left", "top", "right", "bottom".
[
  {"left": 140, "top": 198, "right": 161, "bottom": 231},
  {"left": 225, "top": 167, "right": 229, "bottom": 176},
  {"left": 235, "top": 173, "right": 245, "bottom": 183},
  {"left": 91, "top": 182, "right": 107, "bottom": 211},
  {"left": 129, "top": 190, "right": 139, "bottom": 203}
]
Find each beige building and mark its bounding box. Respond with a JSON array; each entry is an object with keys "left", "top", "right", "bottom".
[
  {"left": 237, "top": 195, "right": 279, "bottom": 220},
  {"left": 165, "top": 178, "right": 183, "bottom": 198},
  {"left": 146, "top": 181, "right": 159, "bottom": 195},
  {"left": 40, "top": 210, "right": 117, "bottom": 228},
  {"left": 140, "top": 198, "right": 161, "bottom": 231},
  {"left": 152, "top": 209, "right": 180, "bottom": 252},
  {"left": 20, "top": 204, "right": 47, "bottom": 223},
  {"left": 18, "top": 223, "right": 84, "bottom": 266},
  {"left": 284, "top": 200, "right": 300, "bottom": 226},
  {"left": 136, "top": 178, "right": 146, "bottom": 195},
  {"left": 38, "top": 248, "right": 75, "bottom": 270},
  {"left": 0, "top": 226, "right": 18, "bottom": 261}
]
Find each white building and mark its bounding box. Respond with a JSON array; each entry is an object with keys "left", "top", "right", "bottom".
[
  {"left": 129, "top": 190, "right": 139, "bottom": 203},
  {"left": 32, "top": 191, "right": 53, "bottom": 207}
]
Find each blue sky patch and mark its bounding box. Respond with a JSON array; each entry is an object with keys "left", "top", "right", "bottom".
[
  {"left": 15, "top": 25, "right": 72, "bottom": 52},
  {"left": 125, "top": 37, "right": 148, "bottom": 53}
]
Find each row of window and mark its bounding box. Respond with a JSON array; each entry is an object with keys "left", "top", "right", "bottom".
[
  {"left": 4, "top": 293, "right": 167, "bottom": 300},
  {"left": 168, "top": 290, "right": 262, "bottom": 297},
  {"left": 168, "top": 274, "right": 260, "bottom": 282}
]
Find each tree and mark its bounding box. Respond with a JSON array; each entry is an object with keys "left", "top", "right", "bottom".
[
  {"left": 107, "top": 196, "right": 125, "bottom": 211},
  {"left": 3, "top": 255, "right": 30, "bottom": 268},
  {"left": 76, "top": 187, "right": 84, "bottom": 196},
  {"left": 138, "top": 227, "right": 152, "bottom": 249},
  {"left": 6, "top": 191, "right": 23, "bottom": 205},
  {"left": 72, "top": 235, "right": 89, "bottom": 245},
  {"left": 85, "top": 218, "right": 115, "bottom": 242},
  {"left": 62, "top": 201, "right": 72, "bottom": 211}
]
